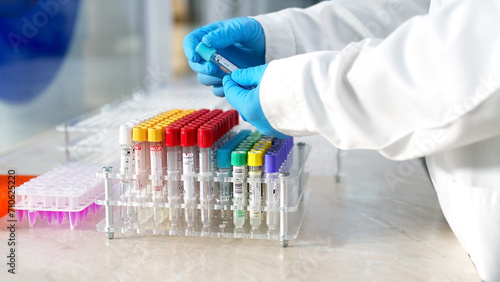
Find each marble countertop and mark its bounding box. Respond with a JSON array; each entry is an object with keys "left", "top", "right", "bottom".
[{"left": 0, "top": 133, "right": 480, "bottom": 281}]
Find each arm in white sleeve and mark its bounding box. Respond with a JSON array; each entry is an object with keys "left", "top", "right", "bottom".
[
  {"left": 259, "top": 0, "right": 500, "bottom": 160},
  {"left": 254, "top": 0, "right": 430, "bottom": 62}
]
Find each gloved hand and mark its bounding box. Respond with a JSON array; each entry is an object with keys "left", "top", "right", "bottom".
[
  {"left": 183, "top": 17, "right": 266, "bottom": 97},
  {"left": 223, "top": 64, "right": 290, "bottom": 139}
]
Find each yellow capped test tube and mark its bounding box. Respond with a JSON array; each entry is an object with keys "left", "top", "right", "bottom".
[{"left": 248, "top": 150, "right": 264, "bottom": 229}]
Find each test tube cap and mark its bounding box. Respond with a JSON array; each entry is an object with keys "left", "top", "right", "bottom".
[
  {"left": 236, "top": 130, "right": 251, "bottom": 140},
  {"left": 148, "top": 127, "right": 164, "bottom": 142},
  {"left": 231, "top": 150, "right": 247, "bottom": 166},
  {"left": 132, "top": 127, "right": 148, "bottom": 142},
  {"left": 247, "top": 150, "right": 264, "bottom": 167},
  {"left": 252, "top": 145, "right": 268, "bottom": 152},
  {"left": 217, "top": 148, "right": 232, "bottom": 168},
  {"left": 235, "top": 145, "right": 252, "bottom": 152},
  {"left": 119, "top": 124, "right": 133, "bottom": 145},
  {"left": 181, "top": 126, "right": 197, "bottom": 147},
  {"left": 165, "top": 126, "right": 180, "bottom": 147},
  {"left": 198, "top": 126, "right": 214, "bottom": 148},
  {"left": 256, "top": 140, "right": 272, "bottom": 149},
  {"left": 264, "top": 153, "right": 279, "bottom": 173},
  {"left": 195, "top": 42, "right": 216, "bottom": 62}
]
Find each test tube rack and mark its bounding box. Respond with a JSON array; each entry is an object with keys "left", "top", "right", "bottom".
[{"left": 95, "top": 142, "right": 310, "bottom": 247}]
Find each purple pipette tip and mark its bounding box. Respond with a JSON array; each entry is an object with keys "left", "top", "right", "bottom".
[{"left": 16, "top": 209, "right": 25, "bottom": 223}]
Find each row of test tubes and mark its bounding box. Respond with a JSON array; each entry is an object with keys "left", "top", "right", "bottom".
[
  {"left": 118, "top": 109, "right": 239, "bottom": 226},
  {"left": 117, "top": 108, "right": 294, "bottom": 230},
  {"left": 218, "top": 130, "right": 294, "bottom": 230}
]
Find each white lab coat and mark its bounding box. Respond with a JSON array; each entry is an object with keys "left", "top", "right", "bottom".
[{"left": 254, "top": 0, "right": 500, "bottom": 280}]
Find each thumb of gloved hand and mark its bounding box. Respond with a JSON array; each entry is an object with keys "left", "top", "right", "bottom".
[
  {"left": 223, "top": 64, "right": 267, "bottom": 122},
  {"left": 223, "top": 65, "right": 290, "bottom": 138}
]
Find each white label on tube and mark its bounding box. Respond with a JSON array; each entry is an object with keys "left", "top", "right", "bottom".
[
  {"left": 215, "top": 54, "right": 238, "bottom": 73},
  {"left": 248, "top": 182, "right": 261, "bottom": 205},
  {"left": 120, "top": 146, "right": 132, "bottom": 173},
  {"left": 135, "top": 143, "right": 145, "bottom": 190},
  {"left": 177, "top": 150, "right": 183, "bottom": 173},
  {"left": 183, "top": 151, "right": 195, "bottom": 199},
  {"left": 183, "top": 152, "right": 194, "bottom": 173},
  {"left": 234, "top": 182, "right": 243, "bottom": 196},
  {"left": 150, "top": 145, "right": 163, "bottom": 172}
]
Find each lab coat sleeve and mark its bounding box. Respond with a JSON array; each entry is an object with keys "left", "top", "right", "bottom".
[
  {"left": 254, "top": 0, "right": 430, "bottom": 62},
  {"left": 257, "top": 0, "right": 500, "bottom": 161}
]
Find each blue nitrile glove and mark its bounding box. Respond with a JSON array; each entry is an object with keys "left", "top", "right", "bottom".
[
  {"left": 223, "top": 64, "right": 290, "bottom": 139},
  {"left": 183, "top": 17, "right": 265, "bottom": 97}
]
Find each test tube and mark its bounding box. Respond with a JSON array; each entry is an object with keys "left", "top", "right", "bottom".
[
  {"left": 133, "top": 126, "right": 151, "bottom": 224},
  {"left": 165, "top": 126, "right": 182, "bottom": 224},
  {"left": 195, "top": 42, "right": 239, "bottom": 74},
  {"left": 264, "top": 153, "right": 280, "bottom": 231},
  {"left": 181, "top": 126, "right": 197, "bottom": 226},
  {"left": 119, "top": 124, "right": 135, "bottom": 222},
  {"left": 198, "top": 126, "right": 214, "bottom": 227},
  {"left": 216, "top": 147, "right": 232, "bottom": 223},
  {"left": 232, "top": 150, "right": 248, "bottom": 228},
  {"left": 149, "top": 127, "right": 167, "bottom": 224},
  {"left": 248, "top": 151, "right": 264, "bottom": 229}
]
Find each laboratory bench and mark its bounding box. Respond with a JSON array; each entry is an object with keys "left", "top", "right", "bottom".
[{"left": 0, "top": 128, "right": 479, "bottom": 281}]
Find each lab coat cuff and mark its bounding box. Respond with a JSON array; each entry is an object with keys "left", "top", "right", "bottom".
[
  {"left": 260, "top": 59, "right": 310, "bottom": 136},
  {"left": 253, "top": 10, "right": 297, "bottom": 62}
]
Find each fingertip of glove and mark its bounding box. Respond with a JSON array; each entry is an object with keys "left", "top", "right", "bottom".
[
  {"left": 222, "top": 75, "right": 232, "bottom": 85},
  {"left": 201, "top": 36, "right": 213, "bottom": 48},
  {"left": 212, "top": 86, "right": 225, "bottom": 97},
  {"left": 229, "top": 68, "right": 243, "bottom": 80},
  {"left": 188, "top": 53, "right": 200, "bottom": 63}
]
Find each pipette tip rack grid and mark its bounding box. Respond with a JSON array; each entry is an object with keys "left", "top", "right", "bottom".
[{"left": 15, "top": 163, "right": 107, "bottom": 228}]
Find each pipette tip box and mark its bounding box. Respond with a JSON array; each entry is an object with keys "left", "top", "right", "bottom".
[{"left": 15, "top": 163, "right": 108, "bottom": 228}]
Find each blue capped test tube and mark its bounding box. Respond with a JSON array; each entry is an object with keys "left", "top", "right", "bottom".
[{"left": 195, "top": 42, "right": 239, "bottom": 74}]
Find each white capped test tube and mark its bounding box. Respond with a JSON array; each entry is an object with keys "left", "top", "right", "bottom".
[
  {"left": 248, "top": 150, "right": 264, "bottom": 230},
  {"left": 119, "top": 123, "right": 135, "bottom": 222},
  {"left": 149, "top": 127, "right": 167, "bottom": 225},
  {"left": 231, "top": 150, "right": 248, "bottom": 228}
]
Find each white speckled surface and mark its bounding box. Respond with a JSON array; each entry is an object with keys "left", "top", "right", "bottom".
[{"left": 0, "top": 135, "right": 479, "bottom": 281}]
